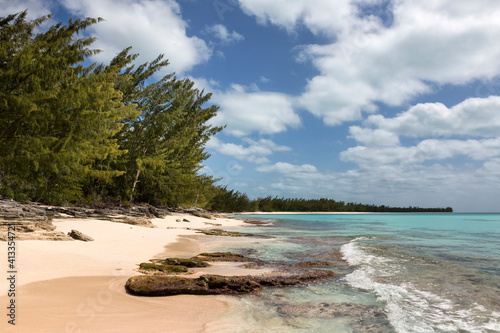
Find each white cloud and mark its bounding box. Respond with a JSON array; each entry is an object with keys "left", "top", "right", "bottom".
[
  {"left": 366, "top": 96, "right": 500, "bottom": 138},
  {"left": 240, "top": 0, "right": 500, "bottom": 126},
  {"left": 206, "top": 137, "right": 291, "bottom": 164},
  {"left": 260, "top": 76, "right": 270, "bottom": 83},
  {"left": 341, "top": 96, "right": 500, "bottom": 167},
  {"left": 340, "top": 138, "right": 500, "bottom": 167},
  {"left": 60, "top": 0, "right": 211, "bottom": 73},
  {"left": 0, "top": 0, "right": 53, "bottom": 19},
  {"left": 205, "top": 24, "right": 244, "bottom": 43},
  {"left": 348, "top": 126, "right": 400, "bottom": 147},
  {"left": 256, "top": 162, "right": 317, "bottom": 174},
  {"left": 209, "top": 84, "right": 301, "bottom": 137},
  {"left": 237, "top": 0, "right": 358, "bottom": 35}
]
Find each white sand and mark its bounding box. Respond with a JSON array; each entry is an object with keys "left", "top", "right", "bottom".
[{"left": 0, "top": 213, "right": 256, "bottom": 332}]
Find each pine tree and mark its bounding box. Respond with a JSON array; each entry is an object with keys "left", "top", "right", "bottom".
[
  {"left": 0, "top": 12, "right": 136, "bottom": 203},
  {"left": 108, "top": 48, "right": 224, "bottom": 205}
]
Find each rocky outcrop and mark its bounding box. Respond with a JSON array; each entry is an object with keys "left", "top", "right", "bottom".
[
  {"left": 127, "top": 252, "right": 338, "bottom": 296},
  {"left": 151, "top": 258, "right": 210, "bottom": 268},
  {"left": 46, "top": 205, "right": 171, "bottom": 220},
  {"left": 0, "top": 231, "right": 73, "bottom": 241},
  {"left": 139, "top": 263, "right": 189, "bottom": 274},
  {"left": 0, "top": 199, "right": 174, "bottom": 240},
  {"left": 108, "top": 216, "right": 155, "bottom": 228},
  {"left": 68, "top": 230, "right": 94, "bottom": 242},
  {"left": 192, "top": 252, "right": 262, "bottom": 263},
  {"left": 126, "top": 274, "right": 262, "bottom": 296},
  {"left": 0, "top": 199, "right": 70, "bottom": 241}
]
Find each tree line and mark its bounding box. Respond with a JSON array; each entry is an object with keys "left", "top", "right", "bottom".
[
  {"left": 207, "top": 187, "right": 453, "bottom": 213},
  {"left": 0, "top": 11, "right": 222, "bottom": 206},
  {"left": 0, "top": 11, "right": 453, "bottom": 213}
]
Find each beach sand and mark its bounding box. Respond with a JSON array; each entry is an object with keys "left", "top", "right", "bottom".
[{"left": 0, "top": 213, "right": 259, "bottom": 332}]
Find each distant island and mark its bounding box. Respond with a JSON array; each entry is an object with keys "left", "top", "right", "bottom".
[{"left": 207, "top": 188, "right": 453, "bottom": 213}]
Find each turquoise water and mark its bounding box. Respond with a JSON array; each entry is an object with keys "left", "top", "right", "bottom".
[{"left": 214, "top": 213, "right": 500, "bottom": 332}]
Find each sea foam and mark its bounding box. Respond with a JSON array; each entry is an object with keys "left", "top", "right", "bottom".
[{"left": 341, "top": 238, "right": 500, "bottom": 333}]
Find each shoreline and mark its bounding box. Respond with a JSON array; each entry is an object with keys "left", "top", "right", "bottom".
[
  {"left": 237, "top": 211, "right": 375, "bottom": 215},
  {"left": 0, "top": 211, "right": 253, "bottom": 332},
  {"left": 237, "top": 211, "right": 455, "bottom": 215}
]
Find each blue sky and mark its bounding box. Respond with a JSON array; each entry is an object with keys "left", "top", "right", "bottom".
[{"left": 5, "top": 0, "right": 500, "bottom": 212}]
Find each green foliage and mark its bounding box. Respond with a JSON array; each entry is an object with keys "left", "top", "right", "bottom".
[
  {"left": 0, "top": 11, "right": 136, "bottom": 203},
  {"left": 207, "top": 186, "right": 252, "bottom": 212},
  {"left": 107, "top": 48, "right": 224, "bottom": 205},
  {"left": 206, "top": 187, "right": 453, "bottom": 213},
  {"left": 0, "top": 11, "right": 221, "bottom": 206}
]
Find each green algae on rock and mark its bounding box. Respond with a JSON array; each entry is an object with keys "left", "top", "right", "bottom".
[
  {"left": 151, "top": 257, "right": 210, "bottom": 268},
  {"left": 138, "top": 263, "right": 188, "bottom": 274}
]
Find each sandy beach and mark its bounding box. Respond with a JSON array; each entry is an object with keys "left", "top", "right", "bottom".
[{"left": 0, "top": 212, "right": 258, "bottom": 332}]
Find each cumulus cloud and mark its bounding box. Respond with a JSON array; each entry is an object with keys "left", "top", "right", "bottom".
[
  {"left": 256, "top": 162, "right": 318, "bottom": 173},
  {"left": 341, "top": 96, "right": 500, "bottom": 168},
  {"left": 209, "top": 84, "right": 301, "bottom": 137},
  {"left": 206, "top": 137, "right": 291, "bottom": 164},
  {"left": 60, "top": 0, "right": 211, "bottom": 73},
  {"left": 237, "top": 0, "right": 358, "bottom": 35},
  {"left": 205, "top": 24, "right": 244, "bottom": 43},
  {"left": 0, "top": 0, "right": 53, "bottom": 19},
  {"left": 340, "top": 138, "right": 500, "bottom": 167},
  {"left": 240, "top": 0, "right": 500, "bottom": 126},
  {"left": 365, "top": 96, "right": 500, "bottom": 138}
]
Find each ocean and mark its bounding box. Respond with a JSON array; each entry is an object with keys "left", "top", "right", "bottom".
[{"left": 208, "top": 213, "right": 500, "bottom": 333}]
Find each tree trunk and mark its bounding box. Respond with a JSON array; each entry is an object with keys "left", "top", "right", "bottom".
[{"left": 129, "top": 168, "right": 140, "bottom": 202}]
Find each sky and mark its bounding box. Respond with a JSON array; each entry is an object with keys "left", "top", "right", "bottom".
[{"left": 4, "top": 0, "right": 500, "bottom": 212}]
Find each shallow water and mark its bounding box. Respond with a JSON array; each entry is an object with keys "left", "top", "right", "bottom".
[{"left": 209, "top": 213, "right": 500, "bottom": 333}]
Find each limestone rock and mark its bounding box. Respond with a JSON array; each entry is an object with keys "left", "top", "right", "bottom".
[
  {"left": 125, "top": 274, "right": 262, "bottom": 296},
  {"left": 68, "top": 229, "right": 94, "bottom": 242}
]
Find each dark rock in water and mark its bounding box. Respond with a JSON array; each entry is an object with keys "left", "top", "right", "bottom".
[
  {"left": 243, "top": 220, "right": 271, "bottom": 225},
  {"left": 294, "top": 261, "right": 336, "bottom": 267},
  {"left": 276, "top": 302, "right": 393, "bottom": 332},
  {"left": 255, "top": 268, "right": 336, "bottom": 287},
  {"left": 192, "top": 252, "right": 263, "bottom": 263},
  {"left": 287, "top": 249, "right": 349, "bottom": 268},
  {"left": 277, "top": 302, "right": 384, "bottom": 318},
  {"left": 125, "top": 274, "right": 262, "bottom": 296},
  {"left": 68, "top": 229, "right": 94, "bottom": 242}
]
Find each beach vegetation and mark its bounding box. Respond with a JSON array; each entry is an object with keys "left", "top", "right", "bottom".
[
  {"left": 0, "top": 11, "right": 221, "bottom": 206},
  {"left": 207, "top": 189, "right": 453, "bottom": 213}
]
